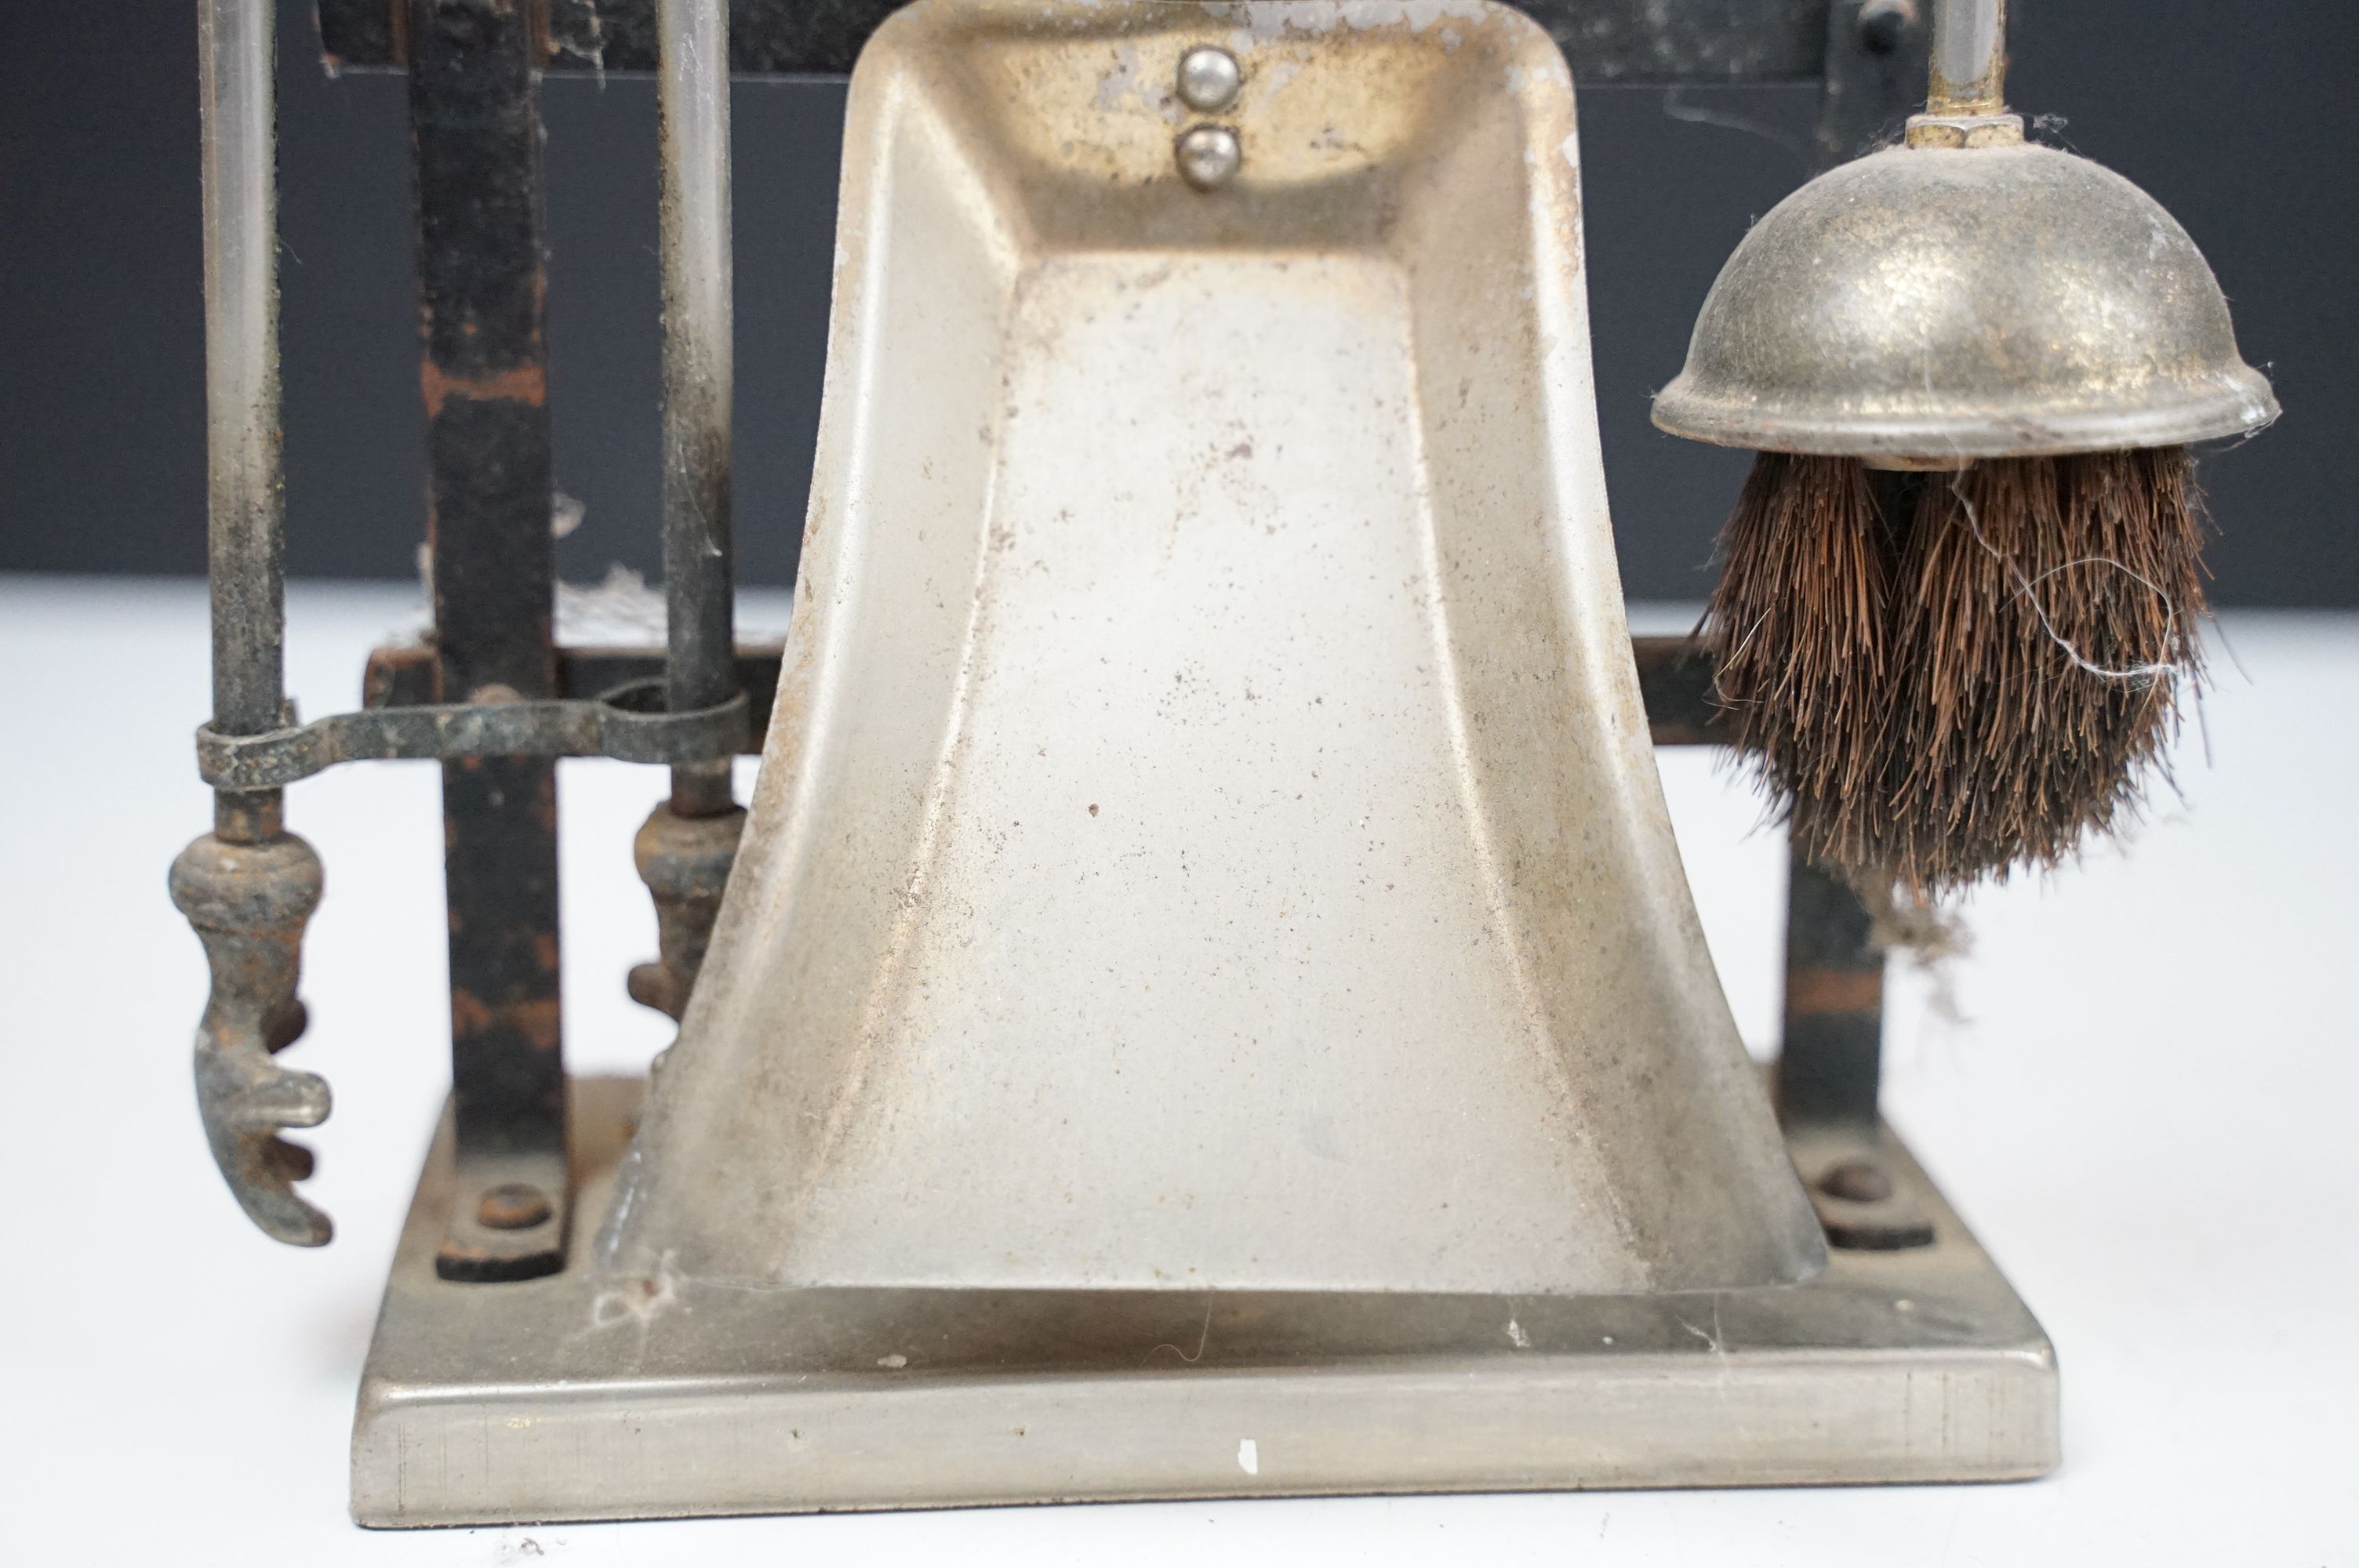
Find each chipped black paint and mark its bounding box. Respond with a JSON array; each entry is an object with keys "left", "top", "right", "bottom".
[{"left": 406, "top": 0, "right": 569, "bottom": 1280}]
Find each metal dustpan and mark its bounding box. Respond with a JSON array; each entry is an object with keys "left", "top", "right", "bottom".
[
  {"left": 604, "top": 0, "right": 1820, "bottom": 1297},
  {"left": 356, "top": 0, "right": 2055, "bottom": 1523}
]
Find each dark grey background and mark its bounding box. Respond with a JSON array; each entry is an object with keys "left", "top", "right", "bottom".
[{"left": 4, "top": 2, "right": 2351, "bottom": 603}]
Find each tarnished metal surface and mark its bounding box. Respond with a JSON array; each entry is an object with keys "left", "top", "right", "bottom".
[
  {"left": 627, "top": 802, "right": 748, "bottom": 1019},
  {"left": 173, "top": 828, "right": 332, "bottom": 1246},
  {"left": 406, "top": 0, "right": 570, "bottom": 1282},
  {"left": 602, "top": 0, "right": 1823, "bottom": 1298},
  {"left": 1925, "top": 0, "right": 2003, "bottom": 116},
  {"left": 1906, "top": 0, "right": 2018, "bottom": 149},
  {"left": 187, "top": 0, "right": 333, "bottom": 1244},
  {"left": 1652, "top": 144, "right": 2280, "bottom": 461},
  {"left": 366, "top": 637, "right": 784, "bottom": 718},
  {"left": 356, "top": 1077, "right": 2055, "bottom": 1524},
  {"left": 200, "top": 0, "right": 283, "bottom": 752},
  {"left": 657, "top": 0, "right": 742, "bottom": 827},
  {"left": 319, "top": 0, "right": 1831, "bottom": 82},
  {"left": 194, "top": 685, "right": 749, "bottom": 790},
  {"left": 647, "top": 0, "right": 747, "bottom": 1043}
]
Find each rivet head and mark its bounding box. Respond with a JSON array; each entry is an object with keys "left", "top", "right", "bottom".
[
  {"left": 1175, "top": 125, "right": 1241, "bottom": 191},
  {"left": 1817, "top": 1160, "right": 1895, "bottom": 1205},
  {"left": 1177, "top": 45, "right": 1241, "bottom": 112},
  {"left": 478, "top": 1181, "right": 554, "bottom": 1230}
]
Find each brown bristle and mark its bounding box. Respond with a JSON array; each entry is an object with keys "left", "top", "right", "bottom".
[
  {"left": 1882, "top": 448, "right": 2208, "bottom": 894},
  {"left": 1705, "top": 447, "right": 2210, "bottom": 897},
  {"left": 1703, "top": 452, "right": 1896, "bottom": 872},
  {"left": 1877, "top": 452, "right": 2208, "bottom": 891}
]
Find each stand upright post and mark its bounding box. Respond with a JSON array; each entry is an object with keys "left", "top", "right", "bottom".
[
  {"left": 629, "top": 0, "right": 747, "bottom": 1025},
  {"left": 405, "top": 0, "right": 569, "bottom": 1282}
]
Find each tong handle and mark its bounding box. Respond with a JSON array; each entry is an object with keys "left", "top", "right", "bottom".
[{"left": 172, "top": 830, "right": 332, "bottom": 1246}]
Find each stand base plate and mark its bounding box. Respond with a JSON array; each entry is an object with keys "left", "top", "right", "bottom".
[{"left": 354, "top": 1078, "right": 2056, "bottom": 1526}]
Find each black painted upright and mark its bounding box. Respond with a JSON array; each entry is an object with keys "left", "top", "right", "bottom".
[{"left": 405, "top": 0, "right": 567, "bottom": 1274}]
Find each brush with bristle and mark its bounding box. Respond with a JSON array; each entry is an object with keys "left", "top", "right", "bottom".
[{"left": 1656, "top": 0, "right": 2274, "bottom": 896}]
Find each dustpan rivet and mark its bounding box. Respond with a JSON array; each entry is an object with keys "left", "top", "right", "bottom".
[
  {"left": 478, "top": 1182, "right": 554, "bottom": 1230},
  {"left": 1177, "top": 45, "right": 1241, "bottom": 113},
  {"left": 1818, "top": 1160, "right": 1894, "bottom": 1205},
  {"left": 1176, "top": 125, "right": 1241, "bottom": 191}
]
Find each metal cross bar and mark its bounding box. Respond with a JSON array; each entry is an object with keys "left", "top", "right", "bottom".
[
  {"left": 194, "top": 686, "right": 750, "bottom": 791},
  {"left": 318, "top": 0, "right": 1834, "bottom": 82}
]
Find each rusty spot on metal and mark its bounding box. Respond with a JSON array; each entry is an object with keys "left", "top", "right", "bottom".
[
  {"left": 365, "top": 641, "right": 441, "bottom": 707},
  {"left": 1783, "top": 967, "right": 1884, "bottom": 1015},
  {"left": 514, "top": 997, "right": 563, "bottom": 1052},
  {"left": 451, "top": 987, "right": 495, "bottom": 1036},
  {"left": 419, "top": 361, "right": 548, "bottom": 418},
  {"left": 478, "top": 1181, "right": 554, "bottom": 1229}
]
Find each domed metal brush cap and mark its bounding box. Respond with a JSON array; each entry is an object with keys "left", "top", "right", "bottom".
[{"left": 1652, "top": 143, "right": 2278, "bottom": 463}]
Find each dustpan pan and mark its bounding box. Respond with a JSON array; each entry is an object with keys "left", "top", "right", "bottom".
[
  {"left": 602, "top": 0, "right": 1821, "bottom": 1297},
  {"left": 354, "top": 0, "right": 2055, "bottom": 1522}
]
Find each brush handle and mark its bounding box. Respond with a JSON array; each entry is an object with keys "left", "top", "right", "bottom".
[
  {"left": 199, "top": 0, "right": 283, "bottom": 764},
  {"left": 657, "top": 0, "right": 739, "bottom": 820},
  {"left": 1927, "top": 0, "right": 2008, "bottom": 117}
]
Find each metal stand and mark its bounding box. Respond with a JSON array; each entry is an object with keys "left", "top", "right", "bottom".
[
  {"left": 183, "top": 0, "right": 1947, "bottom": 1267},
  {"left": 176, "top": 0, "right": 2054, "bottom": 1526}
]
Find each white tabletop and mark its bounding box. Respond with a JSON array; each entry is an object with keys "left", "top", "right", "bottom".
[{"left": 2, "top": 577, "right": 2351, "bottom": 1566}]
